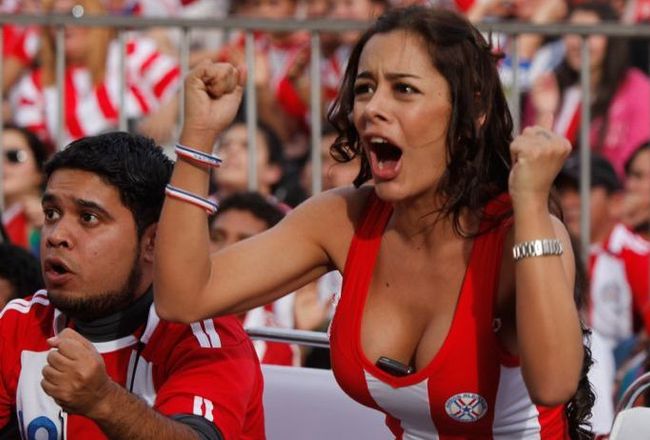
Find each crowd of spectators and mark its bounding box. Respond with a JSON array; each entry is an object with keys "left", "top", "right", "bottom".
[{"left": 2, "top": 0, "right": 650, "bottom": 436}]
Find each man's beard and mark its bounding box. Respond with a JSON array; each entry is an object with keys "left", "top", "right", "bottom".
[{"left": 48, "top": 254, "right": 143, "bottom": 322}]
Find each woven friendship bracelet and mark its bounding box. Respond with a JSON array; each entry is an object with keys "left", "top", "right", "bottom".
[
  {"left": 512, "top": 239, "right": 563, "bottom": 262},
  {"left": 165, "top": 184, "right": 219, "bottom": 215},
  {"left": 175, "top": 143, "right": 223, "bottom": 169}
]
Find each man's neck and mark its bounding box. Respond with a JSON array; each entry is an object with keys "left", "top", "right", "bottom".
[{"left": 72, "top": 287, "right": 154, "bottom": 343}]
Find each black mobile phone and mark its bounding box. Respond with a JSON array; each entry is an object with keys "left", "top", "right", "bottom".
[{"left": 376, "top": 356, "right": 414, "bottom": 377}]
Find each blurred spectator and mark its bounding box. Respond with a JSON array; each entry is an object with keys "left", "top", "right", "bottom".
[
  {"left": 623, "top": 141, "right": 650, "bottom": 240},
  {"left": 300, "top": 125, "right": 360, "bottom": 197},
  {"left": 468, "top": 0, "right": 568, "bottom": 92},
  {"left": 1, "top": 0, "right": 41, "bottom": 125},
  {"left": 1, "top": 124, "right": 47, "bottom": 257},
  {"left": 219, "top": 0, "right": 310, "bottom": 151},
  {"left": 555, "top": 153, "right": 650, "bottom": 435},
  {"left": 529, "top": 1, "right": 650, "bottom": 179},
  {"left": 208, "top": 191, "right": 328, "bottom": 366},
  {"left": 319, "top": 0, "right": 389, "bottom": 110},
  {"left": 211, "top": 121, "right": 287, "bottom": 201},
  {"left": 0, "top": 242, "right": 43, "bottom": 310},
  {"left": 104, "top": 0, "right": 231, "bottom": 67},
  {"left": 9, "top": 0, "right": 181, "bottom": 147},
  {"left": 555, "top": 153, "right": 649, "bottom": 346}
]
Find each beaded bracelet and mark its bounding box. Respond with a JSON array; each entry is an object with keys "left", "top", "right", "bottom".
[
  {"left": 165, "top": 184, "right": 219, "bottom": 215},
  {"left": 175, "top": 143, "right": 223, "bottom": 169}
]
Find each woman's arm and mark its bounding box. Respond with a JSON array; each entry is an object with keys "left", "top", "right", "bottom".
[
  {"left": 506, "top": 126, "right": 583, "bottom": 406},
  {"left": 154, "top": 62, "right": 338, "bottom": 323}
]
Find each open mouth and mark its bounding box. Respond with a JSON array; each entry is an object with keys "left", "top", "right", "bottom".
[
  {"left": 367, "top": 137, "right": 403, "bottom": 180},
  {"left": 44, "top": 258, "right": 72, "bottom": 279}
]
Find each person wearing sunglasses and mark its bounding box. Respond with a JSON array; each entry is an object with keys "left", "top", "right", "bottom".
[{"left": 1, "top": 124, "right": 48, "bottom": 257}]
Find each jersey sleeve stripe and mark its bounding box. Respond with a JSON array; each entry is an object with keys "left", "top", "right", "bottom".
[
  {"left": 190, "top": 322, "right": 211, "bottom": 348},
  {"left": 0, "top": 295, "right": 49, "bottom": 319},
  {"left": 202, "top": 320, "right": 222, "bottom": 348}
]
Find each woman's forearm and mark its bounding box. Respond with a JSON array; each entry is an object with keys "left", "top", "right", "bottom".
[{"left": 513, "top": 199, "right": 583, "bottom": 406}]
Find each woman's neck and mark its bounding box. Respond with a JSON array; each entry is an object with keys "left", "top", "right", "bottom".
[{"left": 390, "top": 192, "right": 472, "bottom": 248}]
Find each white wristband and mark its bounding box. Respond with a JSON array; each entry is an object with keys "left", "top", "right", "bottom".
[{"left": 512, "top": 239, "right": 563, "bottom": 262}]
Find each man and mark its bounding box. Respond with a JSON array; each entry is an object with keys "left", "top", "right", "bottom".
[
  {"left": 0, "top": 132, "right": 265, "bottom": 439},
  {"left": 209, "top": 192, "right": 327, "bottom": 367},
  {"left": 556, "top": 153, "right": 650, "bottom": 344},
  {"left": 208, "top": 193, "right": 290, "bottom": 350},
  {"left": 555, "top": 153, "right": 650, "bottom": 436}
]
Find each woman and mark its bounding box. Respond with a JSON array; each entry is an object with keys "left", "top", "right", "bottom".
[
  {"left": 156, "top": 6, "right": 592, "bottom": 438},
  {"left": 1, "top": 124, "right": 48, "bottom": 257},
  {"left": 529, "top": 1, "right": 650, "bottom": 179}
]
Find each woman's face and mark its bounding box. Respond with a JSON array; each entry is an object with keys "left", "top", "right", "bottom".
[
  {"left": 2, "top": 129, "right": 42, "bottom": 203},
  {"left": 352, "top": 30, "right": 452, "bottom": 203},
  {"left": 215, "top": 124, "right": 276, "bottom": 195},
  {"left": 564, "top": 10, "right": 607, "bottom": 74}
]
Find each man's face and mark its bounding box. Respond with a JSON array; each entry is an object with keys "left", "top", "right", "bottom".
[
  {"left": 209, "top": 209, "right": 269, "bottom": 253},
  {"left": 558, "top": 185, "right": 615, "bottom": 243},
  {"left": 40, "top": 169, "right": 144, "bottom": 320}
]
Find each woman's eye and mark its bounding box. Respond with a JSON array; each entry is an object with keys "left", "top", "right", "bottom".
[
  {"left": 396, "top": 83, "right": 417, "bottom": 94},
  {"left": 353, "top": 83, "right": 373, "bottom": 96}
]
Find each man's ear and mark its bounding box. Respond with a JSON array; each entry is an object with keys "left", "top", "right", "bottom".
[{"left": 140, "top": 223, "right": 157, "bottom": 264}]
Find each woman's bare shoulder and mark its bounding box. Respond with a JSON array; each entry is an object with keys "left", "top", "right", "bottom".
[
  {"left": 294, "top": 185, "right": 374, "bottom": 227},
  {"left": 286, "top": 185, "right": 374, "bottom": 267}
]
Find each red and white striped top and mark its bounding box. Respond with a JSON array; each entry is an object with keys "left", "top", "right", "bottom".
[
  {"left": 588, "top": 223, "right": 650, "bottom": 348},
  {"left": 330, "top": 193, "right": 569, "bottom": 439},
  {"left": 10, "top": 36, "right": 180, "bottom": 146}
]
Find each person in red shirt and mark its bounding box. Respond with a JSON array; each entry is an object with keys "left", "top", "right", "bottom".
[{"left": 0, "top": 132, "right": 265, "bottom": 440}]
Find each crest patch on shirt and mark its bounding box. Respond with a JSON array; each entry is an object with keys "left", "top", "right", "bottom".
[{"left": 445, "top": 392, "right": 488, "bottom": 423}]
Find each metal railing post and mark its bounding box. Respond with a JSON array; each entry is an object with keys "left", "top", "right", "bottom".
[
  {"left": 510, "top": 34, "right": 521, "bottom": 135},
  {"left": 310, "top": 31, "right": 323, "bottom": 195},
  {"left": 245, "top": 31, "right": 258, "bottom": 191},
  {"left": 579, "top": 36, "right": 592, "bottom": 263},
  {"left": 56, "top": 26, "right": 66, "bottom": 150},
  {"left": 178, "top": 27, "right": 190, "bottom": 132},
  {"left": 118, "top": 30, "right": 127, "bottom": 132}
]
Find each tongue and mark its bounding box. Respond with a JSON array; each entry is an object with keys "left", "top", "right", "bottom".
[{"left": 371, "top": 155, "right": 400, "bottom": 180}]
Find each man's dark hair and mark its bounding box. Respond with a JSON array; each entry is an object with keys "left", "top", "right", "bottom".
[
  {"left": 213, "top": 191, "right": 286, "bottom": 229},
  {"left": 44, "top": 132, "right": 174, "bottom": 237},
  {"left": 0, "top": 243, "right": 44, "bottom": 299}
]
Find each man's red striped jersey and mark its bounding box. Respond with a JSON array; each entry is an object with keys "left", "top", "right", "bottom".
[{"left": 0, "top": 291, "right": 266, "bottom": 439}]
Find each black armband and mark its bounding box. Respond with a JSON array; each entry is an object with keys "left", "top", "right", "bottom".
[{"left": 171, "top": 413, "right": 224, "bottom": 440}]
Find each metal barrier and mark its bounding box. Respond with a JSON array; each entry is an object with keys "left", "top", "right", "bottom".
[
  {"left": 246, "top": 326, "right": 330, "bottom": 349},
  {"left": 1, "top": 13, "right": 650, "bottom": 257}
]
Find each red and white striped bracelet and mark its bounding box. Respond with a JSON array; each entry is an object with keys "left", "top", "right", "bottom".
[
  {"left": 175, "top": 143, "right": 223, "bottom": 169},
  {"left": 165, "top": 184, "right": 219, "bottom": 215}
]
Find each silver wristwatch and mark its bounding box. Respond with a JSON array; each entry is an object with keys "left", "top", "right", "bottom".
[{"left": 512, "top": 239, "right": 563, "bottom": 262}]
